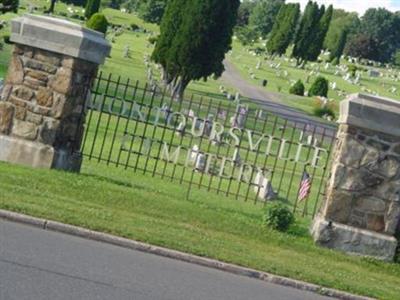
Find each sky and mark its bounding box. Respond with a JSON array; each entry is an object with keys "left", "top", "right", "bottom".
[{"left": 287, "top": 0, "right": 400, "bottom": 15}]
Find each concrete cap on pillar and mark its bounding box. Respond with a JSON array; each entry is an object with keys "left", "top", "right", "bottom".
[
  {"left": 10, "top": 14, "right": 111, "bottom": 65},
  {"left": 338, "top": 93, "right": 400, "bottom": 137}
]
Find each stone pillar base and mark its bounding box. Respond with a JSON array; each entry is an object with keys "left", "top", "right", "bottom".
[
  {"left": 311, "top": 215, "right": 398, "bottom": 261},
  {"left": 0, "top": 134, "right": 81, "bottom": 171}
]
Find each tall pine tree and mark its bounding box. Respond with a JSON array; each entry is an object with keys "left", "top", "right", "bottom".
[
  {"left": 306, "top": 5, "right": 333, "bottom": 61},
  {"left": 85, "top": 0, "right": 101, "bottom": 19},
  {"left": 267, "top": 3, "right": 300, "bottom": 56},
  {"left": 152, "top": 0, "right": 240, "bottom": 100},
  {"left": 0, "top": 0, "right": 19, "bottom": 13},
  {"left": 329, "top": 28, "right": 347, "bottom": 64},
  {"left": 292, "top": 1, "right": 332, "bottom": 65},
  {"left": 292, "top": 1, "right": 319, "bottom": 65},
  {"left": 152, "top": 0, "right": 188, "bottom": 86}
]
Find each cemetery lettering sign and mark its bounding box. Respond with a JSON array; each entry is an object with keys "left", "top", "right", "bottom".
[{"left": 81, "top": 72, "right": 336, "bottom": 216}]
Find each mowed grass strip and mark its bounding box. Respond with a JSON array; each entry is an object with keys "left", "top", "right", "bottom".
[{"left": 0, "top": 161, "right": 399, "bottom": 299}]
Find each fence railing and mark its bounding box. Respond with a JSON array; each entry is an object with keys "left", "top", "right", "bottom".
[{"left": 80, "top": 72, "right": 337, "bottom": 217}]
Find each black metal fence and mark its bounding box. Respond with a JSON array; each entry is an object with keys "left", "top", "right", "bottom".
[{"left": 80, "top": 72, "right": 337, "bottom": 217}]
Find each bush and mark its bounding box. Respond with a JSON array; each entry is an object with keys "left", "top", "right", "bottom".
[
  {"left": 86, "top": 13, "right": 109, "bottom": 35},
  {"left": 313, "top": 107, "right": 336, "bottom": 119},
  {"left": 3, "top": 34, "right": 11, "bottom": 44},
  {"left": 264, "top": 203, "right": 294, "bottom": 232},
  {"left": 309, "top": 76, "right": 329, "bottom": 97},
  {"left": 348, "top": 64, "right": 358, "bottom": 77},
  {"left": 289, "top": 80, "right": 305, "bottom": 96},
  {"left": 148, "top": 36, "right": 158, "bottom": 45},
  {"left": 130, "top": 23, "right": 140, "bottom": 31}
]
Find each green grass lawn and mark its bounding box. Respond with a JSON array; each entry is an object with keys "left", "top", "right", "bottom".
[
  {"left": 0, "top": 5, "right": 400, "bottom": 298},
  {"left": 2, "top": 1, "right": 398, "bottom": 120},
  {"left": 0, "top": 161, "right": 399, "bottom": 299},
  {"left": 229, "top": 40, "right": 400, "bottom": 114}
]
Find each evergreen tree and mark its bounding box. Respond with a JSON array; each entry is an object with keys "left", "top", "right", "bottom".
[
  {"left": 236, "top": 0, "right": 256, "bottom": 27},
  {"left": 249, "top": 0, "right": 284, "bottom": 38},
  {"left": 138, "top": 0, "right": 167, "bottom": 24},
  {"left": 152, "top": 0, "right": 240, "bottom": 100},
  {"left": 85, "top": 0, "right": 101, "bottom": 19},
  {"left": 267, "top": 3, "right": 300, "bottom": 56},
  {"left": 152, "top": 0, "right": 187, "bottom": 86},
  {"left": 329, "top": 28, "right": 347, "bottom": 64},
  {"left": 309, "top": 76, "right": 328, "bottom": 97},
  {"left": 0, "top": 0, "right": 19, "bottom": 13},
  {"left": 47, "top": 0, "right": 57, "bottom": 14},
  {"left": 292, "top": 1, "right": 319, "bottom": 65},
  {"left": 292, "top": 1, "right": 332, "bottom": 65},
  {"left": 306, "top": 4, "right": 332, "bottom": 61}
]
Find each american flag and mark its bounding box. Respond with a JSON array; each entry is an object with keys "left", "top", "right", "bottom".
[{"left": 298, "top": 171, "right": 312, "bottom": 201}]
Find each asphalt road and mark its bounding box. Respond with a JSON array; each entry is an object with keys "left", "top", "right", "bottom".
[
  {"left": 221, "top": 60, "right": 337, "bottom": 136},
  {"left": 0, "top": 220, "right": 331, "bottom": 300}
]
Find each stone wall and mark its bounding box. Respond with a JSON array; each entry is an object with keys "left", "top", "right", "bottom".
[
  {"left": 322, "top": 125, "right": 400, "bottom": 234},
  {"left": 312, "top": 94, "right": 400, "bottom": 261},
  {"left": 0, "top": 45, "right": 97, "bottom": 170},
  {"left": 0, "top": 14, "right": 110, "bottom": 171}
]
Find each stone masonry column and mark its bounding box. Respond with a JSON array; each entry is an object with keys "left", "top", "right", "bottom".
[
  {"left": 0, "top": 15, "right": 110, "bottom": 171},
  {"left": 312, "top": 94, "right": 400, "bottom": 261}
]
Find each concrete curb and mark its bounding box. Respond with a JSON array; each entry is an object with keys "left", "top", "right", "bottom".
[{"left": 0, "top": 209, "right": 374, "bottom": 300}]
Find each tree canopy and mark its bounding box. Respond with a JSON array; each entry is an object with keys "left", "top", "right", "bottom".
[
  {"left": 152, "top": 0, "right": 240, "bottom": 100},
  {"left": 138, "top": 0, "right": 168, "bottom": 24},
  {"left": 292, "top": 1, "right": 332, "bottom": 64},
  {"left": 0, "top": 0, "right": 19, "bottom": 13},
  {"left": 267, "top": 3, "right": 300, "bottom": 56},
  {"left": 249, "top": 0, "right": 284, "bottom": 38},
  {"left": 85, "top": 0, "right": 101, "bottom": 19},
  {"left": 236, "top": 0, "right": 256, "bottom": 27}
]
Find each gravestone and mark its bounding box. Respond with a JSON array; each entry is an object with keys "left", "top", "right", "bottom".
[
  {"left": 0, "top": 15, "right": 110, "bottom": 171},
  {"left": 312, "top": 94, "right": 400, "bottom": 261}
]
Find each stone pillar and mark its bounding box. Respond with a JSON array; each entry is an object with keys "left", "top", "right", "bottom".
[
  {"left": 312, "top": 94, "right": 400, "bottom": 261},
  {"left": 0, "top": 15, "right": 110, "bottom": 171}
]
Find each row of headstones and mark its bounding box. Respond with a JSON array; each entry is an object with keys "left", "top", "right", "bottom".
[{"left": 233, "top": 48, "right": 400, "bottom": 97}]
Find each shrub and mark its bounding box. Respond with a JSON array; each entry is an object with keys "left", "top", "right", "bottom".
[
  {"left": 130, "top": 23, "right": 140, "bottom": 31},
  {"left": 313, "top": 97, "right": 336, "bottom": 120},
  {"left": 309, "top": 76, "right": 329, "bottom": 97},
  {"left": 3, "top": 34, "right": 11, "bottom": 44},
  {"left": 289, "top": 80, "right": 305, "bottom": 96},
  {"left": 148, "top": 36, "right": 158, "bottom": 45},
  {"left": 313, "top": 106, "right": 336, "bottom": 119},
  {"left": 86, "top": 13, "right": 109, "bottom": 35},
  {"left": 264, "top": 203, "right": 295, "bottom": 232},
  {"left": 348, "top": 64, "right": 358, "bottom": 77}
]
